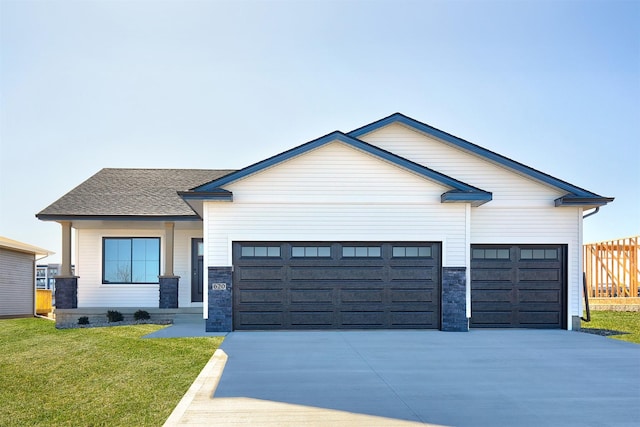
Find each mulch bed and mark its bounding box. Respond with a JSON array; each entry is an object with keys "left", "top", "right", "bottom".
[{"left": 579, "top": 328, "right": 628, "bottom": 337}]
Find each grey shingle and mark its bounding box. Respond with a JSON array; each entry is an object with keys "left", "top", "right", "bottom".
[{"left": 37, "top": 168, "right": 235, "bottom": 218}]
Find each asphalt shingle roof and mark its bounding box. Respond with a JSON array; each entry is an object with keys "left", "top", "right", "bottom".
[{"left": 37, "top": 168, "right": 235, "bottom": 219}]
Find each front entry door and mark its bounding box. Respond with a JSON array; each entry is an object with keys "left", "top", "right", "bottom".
[{"left": 191, "top": 238, "right": 204, "bottom": 302}]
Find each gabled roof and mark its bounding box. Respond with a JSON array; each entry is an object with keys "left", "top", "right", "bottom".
[
  {"left": 36, "top": 113, "right": 612, "bottom": 222},
  {"left": 37, "top": 168, "right": 235, "bottom": 221},
  {"left": 184, "top": 131, "right": 493, "bottom": 207},
  {"left": 0, "top": 236, "right": 53, "bottom": 256},
  {"left": 349, "top": 113, "right": 613, "bottom": 207}
]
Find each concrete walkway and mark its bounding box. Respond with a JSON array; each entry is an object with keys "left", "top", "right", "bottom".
[
  {"left": 164, "top": 330, "right": 640, "bottom": 426},
  {"left": 144, "top": 314, "right": 227, "bottom": 338}
]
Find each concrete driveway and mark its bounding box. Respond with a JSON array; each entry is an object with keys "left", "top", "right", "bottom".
[{"left": 167, "top": 330, "right": 640, "bottom": 426}]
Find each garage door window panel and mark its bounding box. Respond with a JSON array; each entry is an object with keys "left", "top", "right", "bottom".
[
  {"left": 292, "top": 246, "right": 331, "bottom": 258},
  {"left": 472, "top": 248, "right": 510, "bottom": 260},
  {"left": 241, "top": 246, "right": 281, "bottom": 257},
  {"left": 393, "top": 246, "right": 432, "bottom": 258},
  {"left": 342, "top": 246, "right": 381, "bottom": 258},
  {"left": 520, "top": 248, "right": 558, "bottom": 260}
]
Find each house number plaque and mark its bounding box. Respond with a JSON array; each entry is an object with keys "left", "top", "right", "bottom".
[{"left": 211, "top": 283, "right": 227, "bottom": 291}]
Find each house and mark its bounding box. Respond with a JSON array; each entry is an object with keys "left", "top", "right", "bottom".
[
  {"left": 0, "top": 236, "right": 53, "bottom": 318},
  {"left": 36, "top": 113, "right": 613, "bottom": 331}
]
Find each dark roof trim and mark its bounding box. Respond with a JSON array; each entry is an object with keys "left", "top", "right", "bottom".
[
  {"left": 554, "top": 195, "right": 615, "bottom": 207},
  {"left": 178, "top": 190, "right": 233, "bottom": 202},
  {"left": 190, "top": 131, "right": 491, "bottom": 198},
  {"left": 441, "top": 190, "right": 493, "bottom": 207},
  {"left": 36, "top": 214, "right": 202, "bottom": 222},
  {"left": 349, "top": 113, "right": 612, "bottom": 203}
]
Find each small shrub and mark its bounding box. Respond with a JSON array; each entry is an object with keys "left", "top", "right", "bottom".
[
  {"left": 134, "top": 310, "right": 150, "bottom": 321},
  {"left": 78, "top": 316, "right": 90, "bottom": 325},
  {"left": 107, "top": 310, "right": 124, "bottom": 323}
]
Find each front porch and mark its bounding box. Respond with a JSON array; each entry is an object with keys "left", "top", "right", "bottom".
[{"left": 51, "top": 219, "right": 206, "bottom": 328}]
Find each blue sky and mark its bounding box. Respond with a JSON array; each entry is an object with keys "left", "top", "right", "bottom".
[{"left": 1, "top": 0, "right": 638, "bottom": 263}]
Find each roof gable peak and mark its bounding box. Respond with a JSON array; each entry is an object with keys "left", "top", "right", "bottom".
[
  {"left": 348, "top": 113, "right": 612, "bottom": 206},
  {"left": 187, "top": 129, "right": 491, "bottom": 206}
]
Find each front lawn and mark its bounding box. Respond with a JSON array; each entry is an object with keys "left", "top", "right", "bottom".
[
  {"left": 581, "top": 311, "right": 640, "bottom": 344},
  {"left": 0, "top": 318, "right": 223, "bottom": 426}
]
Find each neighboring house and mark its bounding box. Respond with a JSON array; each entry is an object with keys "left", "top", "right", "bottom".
[
  {"left": 0, "top": 237, "right": 53, "bottom": 318},
  {"left": 36, "top": 113, "right": 613, "bottom": 331}
]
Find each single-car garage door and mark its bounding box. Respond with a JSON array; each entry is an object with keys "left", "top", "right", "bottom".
[
  {"left": 470, "top": 244, "right": 567, "bottom": 329},
  {"left": 233, "top": 242, "right": 441, "bottom": 330}
]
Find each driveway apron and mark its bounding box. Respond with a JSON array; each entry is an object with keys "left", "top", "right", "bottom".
[{"left": 212, "top": 330, "right": 639, "bottom": 427}]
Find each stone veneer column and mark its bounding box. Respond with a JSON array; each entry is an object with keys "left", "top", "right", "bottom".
[
  {"left": 206, "top": 267, "right": 233, "bottom": 332},
  {"left": 159, "top": 276, "right": 180, "bottom": 308},
  {"left": 55, "top": 276, "right": 78, "bottom": 309},
  {"left": 441, "top": 267, "right": 469, "bottom": 332}
]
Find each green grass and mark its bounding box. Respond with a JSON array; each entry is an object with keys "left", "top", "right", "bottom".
[
  {"left": 0, "top": 318, "right": 223, "bottom": 426},
  {"left": 581, "top": 311, "right": 640, "bottom": 344}
]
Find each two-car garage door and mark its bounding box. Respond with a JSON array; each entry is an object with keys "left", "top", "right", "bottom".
[{"left": 233, "top": 242, "right": 441, "bottom": 330}]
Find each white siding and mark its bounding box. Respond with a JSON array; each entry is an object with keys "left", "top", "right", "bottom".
[
  {"left": 0, "top": 248, "right": 34, "bottom": 317},
  {"left": 361, "top": 123, "right": 583, "bottom": 323},
  {"left": 360, "top": 123, "right": 566, "bottom": 207},
  {"left": 230, "top": 141, "right": 448, "bottom": 204},
  {"left": 205, "top": 141, "right": 468, "bottom": 267},
  {"left": 471, "top": 207, "right": 579, "bottom": 242},
  {"left": 75, "top": 225, "right": 202, "bottom": 307}
]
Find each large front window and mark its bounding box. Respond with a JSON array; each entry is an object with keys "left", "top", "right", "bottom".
[{"left": 103, "top": 238, "right": 160, "bottom": 284}]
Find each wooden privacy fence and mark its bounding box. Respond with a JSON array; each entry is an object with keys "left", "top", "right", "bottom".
[
  {"left": 36, "top": 289, "right": 52, "bottom": 315},
  {"left": 584, "top": 236, "right": 639, "bottom": 298}
]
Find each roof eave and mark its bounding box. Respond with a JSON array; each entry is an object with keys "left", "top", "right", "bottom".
[
  {"left": 0, "top": 238, "right": 54, "bottom": 256},
  {"left": 441, "top": 191, "right": 493, "bottom": 207},
  {"left": 36, "top": 214, "right": 202, "bottom": 222},
  {"left": 178, "top": 190, "right": 234, "bottom": 201},
  {"left": 554, "top": 195, "right": 614, "bottom": 208}
]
